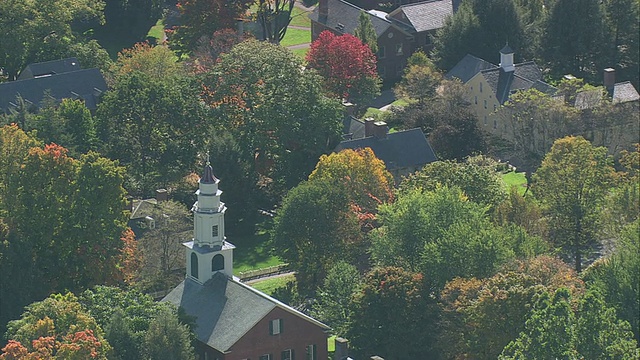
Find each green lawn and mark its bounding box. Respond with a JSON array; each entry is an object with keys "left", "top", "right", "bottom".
[
  {"left": 328, "top": 335, "right": 336, "bottom": 352},
  {"left": 290, "top": 6, "right": 312, "bottom": 27},
  {"left": 362, "top": 107, "right": 384, "bottom": 119},
  {"left": 249, "top": 274, "right": 296, "bottom": 295},
  {"left": 147, "top": 18, "right": 165, "bottom": 43},
  {"left": 281, "top": 28, "right": 312, "bottom": 47},
  {"left": 291, "top": 47, "right": 309, "bottom": 59},
  {"left": 232, "top": 219, "right": 284, "bottom": 276},
  {"left": 502, "top": 171, "right": 528, "bottom": 195}
]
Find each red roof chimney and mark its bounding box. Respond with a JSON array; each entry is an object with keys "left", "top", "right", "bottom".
[
  {"left": 604, "top": 68, "right": 615, "bottom": 90},
  {"left": 364, "top": 117, "right": 375, "bottom": 137}
]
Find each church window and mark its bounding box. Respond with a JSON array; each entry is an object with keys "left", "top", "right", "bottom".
[
  {"left": 212, "top": 254, "right": 224, "bottom": 271},
  {"left": 480, "top": 82, "right": 483, "bottom": 92},
  {"left": 474, "top": 96, "right": 477, "bottom": 104},
  {"left": 212, "top": 225, "right": 218, "bottom": 237},
  {"left": 281, "top": 349, "right": 294, "bottom": 360},
  {"left": 306, "top": 345, "right": 317, "bottom": 360},
  {"left": 191, "top": 253, "right": 199, "bottom": 279},
  {"left": 269, "top": 319, "right": 283, "bottom": 335},
  {"left": 484, "top": 100, "right": 487, "bottom": 109},
  {"left": 378, "top": 46, "right": 385, "bottom": 59},
  {"left": 396, "top": 43, "right": 403, "bottom": 56}
]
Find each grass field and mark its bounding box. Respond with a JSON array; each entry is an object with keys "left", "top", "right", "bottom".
[
  {"left": 232, "top": 218, "right": 284, "bottom": 276},
  {"left": 291, "top": 47, "right": 310, "bottom": 59},
  {"left": 147, "top": 18, "right": 165, "bottom": 42},
  {"left": 249, "top": 273, "right": 296, "bottom": 295},
  {"left": 502, "top": 171, "right": 528, "bottom": 195},
  {"left": 290, "top": 6, "right": 312, "bottom": 27},
  {"left": 281, "top": 28, "right": 312, "bottom": 47}
]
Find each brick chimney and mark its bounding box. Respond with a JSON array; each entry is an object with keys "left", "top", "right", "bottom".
[
  {"left": 334, "top": 337, "right": 349, "bottom": 360},
  {"left": 364, "top": 117, "right": 375, "bottom": 137},
  {"left": 604, "top": 68, "right": 615, "bottom": 93},
  {"left": 319, "top": 0, "right": 328, "bottom": 20},
  {"left": 373, "top": 121, "right": 388, "bottom": 139},
  {"left": 156, "top": 188, "right": 168, "bottom": 202}
]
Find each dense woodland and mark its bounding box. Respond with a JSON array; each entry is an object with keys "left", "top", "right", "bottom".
[{"left": 0, "top": 0, "right": 639, "bottom": 359}]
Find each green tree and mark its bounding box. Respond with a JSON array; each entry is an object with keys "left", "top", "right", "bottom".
[
  {"left": 348, "top": 267, "right": 439, "bottom": 359},
  {"left": 399, "top": 156, "right": 506, "bottom": 209},
  {"left": 204, "top": 40, "right": 343, "bottom": 198},
  {"left": 431, "top": 2, "right": 482, "bottom": 71},
  {"left": 272, "top": 180, "right": 360, "bottom": 293},
  {"left": 143, "top": 307, "right": 195, "bottom": 360},
  {"left": 4, "top": 293, "right": 111, "bottom": 359},
  {"left": 111, "top": 42, "right": 184, "bottom": 81},
  {"left": 311, "top": 261, "right": 361, "bottom": 337},
  {"left": 542, "top": 0, "right": 608, "bottom": 81},
  {"left": 603, "top": 0, "right": 639, "bottom": 87},
  {"left": 394, "top": 56, "right": 442, "bottom": 104},
  {"left": 500, "top": 288, "right": 578, "bottom": 359},
  {"left": 583, "top": 220, "right": 640, "bottom": 342},
  {"left": 533, "top": 136, "right": 616, "bottom": 272},
  {"left": 353, "top": 11, "right": 378, "bottom": 54},
  {"left": 0, "top": 0, "right": 105, "bottom": 80},
  {"left": 96, "top": 71, "right": 208, "bottom": 196},
  {"left": 493, "top": 186, "right": 547, "bottom": 238}
]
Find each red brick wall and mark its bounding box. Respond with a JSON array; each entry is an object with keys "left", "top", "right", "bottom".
[{"left": 222, "top": 307, "right": 329, "bottom": 360}]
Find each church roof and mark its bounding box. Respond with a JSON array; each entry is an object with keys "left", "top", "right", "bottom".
[
  {"left": 162, "top": 274, "right": 330, "bottom": 352},
  {"left": 309, "top": 0, "right": 393, "bottom": 37},
  {"left": 445, "top": 54, "right": 497, "bottom": 83},
  {"left": 17, "top": 57, "right": 81, "bottom": 80}
]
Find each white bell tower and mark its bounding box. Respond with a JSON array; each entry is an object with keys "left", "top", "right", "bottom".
[{"left": 184, "top": 155, "right": 235, "bottom": 284}]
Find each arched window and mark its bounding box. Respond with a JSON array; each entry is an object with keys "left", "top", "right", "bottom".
[
  {"left": 212, "top": 254, "right": 224, "bottom": 272},
  {"left": 191, "top": 253, "right": 199, "bottom": 279}
]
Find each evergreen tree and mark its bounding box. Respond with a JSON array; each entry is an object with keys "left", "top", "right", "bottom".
[{"left": 354, "top": 11, "right": 378, "bottom": 54}]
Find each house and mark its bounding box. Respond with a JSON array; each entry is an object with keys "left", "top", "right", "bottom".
[
  {"left": 446, "top": 45, "right": 557, "bottom": 132},
  {"left": 334, "top": 119, "right": 437, "bottom": 181},
  {"left": 310, "top": 0, "right": 454, "bottom": 81},
  {"left": 0, "top": 58, "right": 106, "bottom": 114},
  {"left": 127, "top": 189, "right": 169, "bottom": 238},
  {"left": 162, "top": 160, "right": 330, "bottom": 360}
]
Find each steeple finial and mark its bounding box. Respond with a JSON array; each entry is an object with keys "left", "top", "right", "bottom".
[
  {"left": 200, "top": 152, "right": 217, "bottom": 184},
  {"left": 206, "top": 151, "right": 210, "bottom": 165}
]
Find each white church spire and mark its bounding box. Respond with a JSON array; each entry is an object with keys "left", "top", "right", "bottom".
[{"left": 184, "top": 155, "right": 235, "bottom": 284}]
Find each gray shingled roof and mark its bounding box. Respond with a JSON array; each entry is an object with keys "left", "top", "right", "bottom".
[
  {"left": 18, "top": 58, "right": 81, "bottom": 80},
  {"left": 0, "top": 68, "right": 106, "bottom": 113},
  {"left": 342, "top": 116, "right": 366, "bottom": 140},
  {"left": 334, "top": 128, "right": 437, "bottom": 170},
  {"left": 476, "top": 61, "right": 555, "bottom": 104},
  {"left": 309, "top": 0, "right": 392, "bottom": 37},
  {"left": 613, "top": 81, "right": 640, "bottom": 103},
  {"left": 162, "top": 274, "right": 330, "bottom": 352},
  {"left": 445, "top": 54, "right": 497, "bottom": 83},
  {"left": 390, "top": 0, "right": 453, "bottom": 33}
]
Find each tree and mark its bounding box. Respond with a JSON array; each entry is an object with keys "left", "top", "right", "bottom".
[
  {"left": 0, "top": 129, "right": 128, "bottom": 334},
  {"left": 306, "top": 31, "right": 381, "bottom": 107},
  {"left": 272, "top": 180, "right": 360, "bottom": 293},
  {"left": 399, "top": 156, "right": 506, "bottom": 209},
  {"left": 603, "top": 0, "right": 639, "bottom": 88},
  {"left": 0, "top": 0, "right": 105, "bottom": 80},
  {"left": 96, "top": 71, "right": 208, "bottom": 196},
  {"left": 139, "top": 200, "right": 192, "bottom": 285},
  {"left": 440, "top": 256, "right": 583, "bottom": 359},
  {"left": 431, "top": 2, "right": 482, "bottom": 71},
  {"left": 394, "top": 54, "right": 442, "bottom": 103},
  {"left": 168, "top": 0, "right": 253, "bottom": 55},
  {"left": 79, "top": 286, "right": 177, "bottom": 360},
  {"left": 533, "top": 136, "right": 616, "bottom": 272},
  {"left": 494, "top": 187, "right": 547, "bottom": 238},
  {"left": 542, "top": 0, "right": 608, "bottom": 81},
  {"left": 143, "top": 307, "right": 195, "bottom": 360},
  {"left": 191, "top": 29, "right": 252, "bottom": 73},
  {"left": 353, "top": 11, "right": 378, "bottom": 54},
  {"left": 311, "top": 261, "right": 361, "bottom": 337},
  {"left": 3, "top": 293, "right": 110, "bottom": 359},
  {"left": 583, "top": 220, "right": 640, "bottom": 342},
  {"left": 203, "top": 39, "right": 343, "bottom": 198},
  {"left": 111, "top": 42, "right": 184, "bottom": 81},
  {"left": 256, "top": 0, "right": 295, "bottom": 44},
  {"left": 101, "top": 0, "right": 163, "bottom": 42},
  {"left": 347, "top": 267, "right": 439, "bottom": 359},
  {"left": 500, "top": 288, "right": 579, "bottom": 359}
]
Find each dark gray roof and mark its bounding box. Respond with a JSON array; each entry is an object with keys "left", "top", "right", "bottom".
[
  {"left": 612, "top": 81, "right": 640, "bottom": 103},
  {"left": 445, "top": 54, "right": 497, "bottom": 83},
  {"left": 0, "top": 68, "right": 106, "bottom": 113},
  {"left": 389, "top": 0, "right": 453, "bottom": 33},
  {"left": 17, "top": 58, "right": 81, "bottom": 80},
  {"left": 479, "top": 61, "right": 555, "bottom": 104},
  {"left": 162, "top": 274, "right": 329, "bottom": 352},
  {"left": 342, "top": 116, "right": 366, "bottom": 140},
  {"left": 309, "top": 0, "right": 392, "bottom": 37},
  {"left": 334, "top": 128, "right": 437, "bottom": 170}
]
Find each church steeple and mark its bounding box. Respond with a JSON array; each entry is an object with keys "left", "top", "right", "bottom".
[{"left": 184, "top": 154, "right": 235, "bottom": 284}]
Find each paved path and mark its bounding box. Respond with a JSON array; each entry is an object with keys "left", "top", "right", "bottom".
[
  {"left": 244, "top": 271, "right": 296, "bottom": 285},
  {"left": 286, "top": 1, "right": 314, "bottom": 50}
]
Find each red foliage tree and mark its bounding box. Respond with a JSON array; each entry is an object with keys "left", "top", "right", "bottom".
[{"left": 306, "top": 31, "right": 380, "bottom": 106}]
